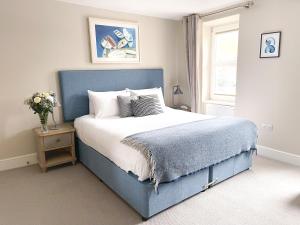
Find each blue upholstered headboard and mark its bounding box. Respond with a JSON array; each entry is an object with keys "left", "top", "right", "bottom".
[{"left": 59, "top": 69, "right": 164, "bottom": 122}]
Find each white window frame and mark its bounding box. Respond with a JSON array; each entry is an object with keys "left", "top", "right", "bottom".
[{"left": 209, "top": 23, "right": 239, "bottom": 103}]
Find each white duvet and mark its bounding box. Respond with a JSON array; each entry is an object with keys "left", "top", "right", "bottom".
[{"left": 74, "top": 108, "right": 213, "bottom": 181}]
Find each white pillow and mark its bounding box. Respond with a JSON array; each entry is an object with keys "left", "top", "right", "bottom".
[
  {"left": 129, "top": 87, "right": 166, "bottom": 111},
  {"left": 88, "top": 90, "right": 95, "bottom": 114},
  {"left": 88, "top": 90, "right": 129, "bottom": 118}
]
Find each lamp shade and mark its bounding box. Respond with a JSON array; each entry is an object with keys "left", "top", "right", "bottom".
[{"left": 173, "top": 85, "right": 183, "bottom": 95}]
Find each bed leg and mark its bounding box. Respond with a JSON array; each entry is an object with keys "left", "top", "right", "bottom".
[
  {"left": 142, "top": 216, "right": 148, "bottom": 221},
  {"left": 202, "top": 179, "right": 218, "bottom": 190}
]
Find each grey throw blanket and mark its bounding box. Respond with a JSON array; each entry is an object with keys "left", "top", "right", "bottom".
[{"left": 121, "top": 117, "right": 257, "bottom": 190}]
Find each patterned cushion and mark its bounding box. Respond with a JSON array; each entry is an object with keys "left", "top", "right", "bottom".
[
  {"left": 129, "top": 87, "right": 166, "bottom": 112},
  {"left": 117, "top": 95, "right": 137, "bottom": 118},
  {"left": 131, "top": 95, "right": 163, "bottom": 117},
  {"left": 139, "top": 94, "right": 160, "bottom": 102}
]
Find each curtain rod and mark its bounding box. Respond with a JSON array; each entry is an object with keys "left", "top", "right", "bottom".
[{"left": 198, "top": 1, "right": 254, "bottom": 18}]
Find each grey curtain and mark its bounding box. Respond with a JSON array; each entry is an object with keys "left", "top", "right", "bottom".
[{"left": 184, "top": 14, "right": 202, "bottom": 113}]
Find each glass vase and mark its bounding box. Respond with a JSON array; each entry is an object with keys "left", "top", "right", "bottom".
[{"left": 39, "top": 112, "right": 49, "bottom": 133}]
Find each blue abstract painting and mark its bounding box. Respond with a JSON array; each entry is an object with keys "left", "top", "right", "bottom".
[
  {"left": 89, "top": 18, "right": 139, "bottom": 63},
  {"left": 264, "top": 37, "right": 276, "bottom": 54},
  {"left": 95, "top": 25, "right": 136, "bottom": 58}
]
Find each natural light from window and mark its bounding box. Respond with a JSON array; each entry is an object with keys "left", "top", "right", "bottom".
[
  {"left": 202, "top": 15, "right": 239, "bottom": 107},
  {"left": 204, "top": 20, "right": 239, "bottom": 104},
  {"left": 212, "top": 29, "right": 239, "bottom": 96}
]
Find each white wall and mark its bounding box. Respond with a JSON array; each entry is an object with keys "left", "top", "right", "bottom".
[
  {"left": 236, "top": 0, "right": 300, "bottom": 155},
  {"left": 178, "top": 0, "right": 300, "bottom": 156},
  {"left": 0, "top": 0, "right": 180, "bottom": 160}
]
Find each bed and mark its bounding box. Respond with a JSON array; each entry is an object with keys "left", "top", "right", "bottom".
[{"left": 59, "top": 69, "right": 256, "bottom": 220}]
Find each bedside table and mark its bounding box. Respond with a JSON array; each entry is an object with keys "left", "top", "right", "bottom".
[
  {"left": 172, "top": 105, "right": 191, "bottom": 112},
  {"left": 34, "top": 124, "right": 76, "bottom": 172}
]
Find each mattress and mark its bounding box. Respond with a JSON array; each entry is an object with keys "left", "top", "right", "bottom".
[{"left": 74, "top": 108, "right": 213, "bottom": 181}]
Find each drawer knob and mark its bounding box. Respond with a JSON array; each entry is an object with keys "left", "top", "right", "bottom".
[{"left": 56, "top": 139, "right": 61, "bottom": 143}]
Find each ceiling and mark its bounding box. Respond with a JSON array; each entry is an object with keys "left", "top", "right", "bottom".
[{"left": 58, "top": 0, "right": 245, "bottom": 20}]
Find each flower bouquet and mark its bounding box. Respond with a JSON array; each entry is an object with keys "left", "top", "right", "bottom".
[{"left": 25, "top": 91, "right": 57, "bottom": 132}]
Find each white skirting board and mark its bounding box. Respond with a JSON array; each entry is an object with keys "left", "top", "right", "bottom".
[
  {"left": 0, "top": 153, "right": 37, "bottom": 172},
  {"left": 0, "top": 146, "right": 299, "bottom": 172},
  {"left": 257, "top": 145, "right": 300, "bottom": 167}
]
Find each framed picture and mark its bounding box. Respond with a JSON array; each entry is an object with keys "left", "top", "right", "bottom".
[
  {"left": 88, "top": 17, "right": 140, "bottom": 63},
  {"left": 260, "top": 31, "right": 281, "bottom": 58}
]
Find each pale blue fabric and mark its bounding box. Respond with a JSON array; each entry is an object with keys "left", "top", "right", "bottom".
[
  {"left": 78, "top": 139, "right": 254, "bottom": 219},
  {"left": 59, "top": 69, "right": 163, "bottom": 121},
  {"left": 122, "top": 117, "right": 257, "bottom": 187}
]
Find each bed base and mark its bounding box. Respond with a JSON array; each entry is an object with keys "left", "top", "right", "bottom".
[{"left": 77, "top": 139, "right": 254, "bottom": 220}]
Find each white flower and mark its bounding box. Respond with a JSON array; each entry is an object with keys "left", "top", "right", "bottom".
[
  {"left": 47, "top": 96, "right": 54, "bottom": 103},
  {"left": 34, "top": 97, "right": 41, "bottom": 103},
  {"left": 44, "top": 92, "right": 50, "bottom": 98}
]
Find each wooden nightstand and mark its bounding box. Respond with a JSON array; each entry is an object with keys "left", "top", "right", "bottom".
[
  {"left": 172, "top": 105, "right": 191, "bottom": 112},
  {"left": 34, "top": 124, "right": 76, "bottom": 172}
]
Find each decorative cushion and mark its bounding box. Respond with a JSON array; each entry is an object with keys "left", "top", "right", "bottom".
[
  {"left": 129, "top": 87, "right": 166, "bottom": 111},
  {"left": 139, "top": 94, "right": 161, "bottom": 105},
  {"left": 131, "top": 95, "right": 163, "bottom": 117},
  {"left": 117, "top": 95, "right": 137, "bottom": 118}
]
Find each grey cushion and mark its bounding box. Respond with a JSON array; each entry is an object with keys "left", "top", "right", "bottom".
[
  {"left": 131, "top": 95, "right": 163, "bottom": 117},
  {"left": 139, "top": 94, "right": 160, "bottom": 102},
  {"left": 117, "top": 95, "right": 137, "bottom": 118}
]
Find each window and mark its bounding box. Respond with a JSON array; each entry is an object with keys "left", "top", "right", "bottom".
[{"left": 210, "top": 23, "right": 239, "bottom": 102}]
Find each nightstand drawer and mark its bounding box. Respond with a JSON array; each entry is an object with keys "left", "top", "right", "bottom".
[{"left": 44, "top": 133, "right": 72, "bottom": 150}]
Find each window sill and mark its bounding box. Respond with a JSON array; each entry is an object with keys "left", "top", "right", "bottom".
[{"left": 203, "top": 100, "right": 235, "bottom": 107}]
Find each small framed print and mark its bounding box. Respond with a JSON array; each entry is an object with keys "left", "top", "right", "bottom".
[{"left": 260, "top": 31, "right": 281, "bottom": 58}]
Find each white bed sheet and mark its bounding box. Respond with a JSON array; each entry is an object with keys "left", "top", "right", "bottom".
[{"left": 74, "top": 108, "right": 213, "bottom": 181}]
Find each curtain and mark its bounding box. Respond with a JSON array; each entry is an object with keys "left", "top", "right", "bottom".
[{"left": 184, "top": 14, "right": 202, "bottom": 113}]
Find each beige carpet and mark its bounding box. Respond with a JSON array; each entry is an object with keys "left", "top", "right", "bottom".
[{"left": 0, "top": 156, "right": 299, "bottom": 225}]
